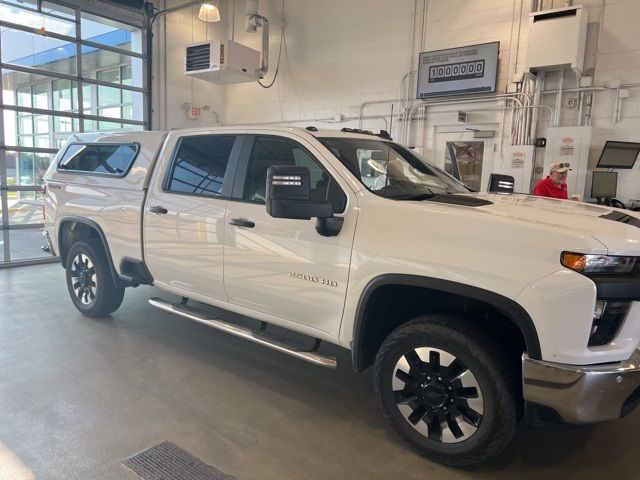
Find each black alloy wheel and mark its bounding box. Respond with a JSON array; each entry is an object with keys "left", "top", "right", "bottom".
[
  {"left": 69, "top": 252, "right": 98, "bottom": 306},
  {"left": 65, "top": 241, "right": 125, "bottom": 317},
  {"left": 392, "top": 346, "right": 484, "bottom": 443},
  {"left": 374, "top": 314, "right": 520, "bottom": 467}
]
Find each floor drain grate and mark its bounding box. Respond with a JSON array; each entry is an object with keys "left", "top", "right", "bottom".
[{"left": 123, "top": 441, "right": 235, "bottom": 480}]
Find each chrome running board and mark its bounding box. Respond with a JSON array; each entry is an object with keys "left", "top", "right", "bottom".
[{"left": 148, "top": 298, "right": 337, "bottom": 369}]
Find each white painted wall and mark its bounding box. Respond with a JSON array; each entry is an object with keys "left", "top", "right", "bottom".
[
  {"left": 158, "top": 0, "right": 640, "bottom": 202},
  {"left": 224, "top": 0, "right": 417, "bottom": 130},
  {"left": 151, "top": 0, "right": 229, "bottom": 130}
]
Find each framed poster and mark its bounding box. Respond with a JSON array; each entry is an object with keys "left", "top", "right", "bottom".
[{"left": 417, "top": 42, "right": 499, "bottom": 98}]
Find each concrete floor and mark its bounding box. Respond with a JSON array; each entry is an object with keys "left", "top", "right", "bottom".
[{"left": 1, "top": 264, "right": 639, "bottom": 480}]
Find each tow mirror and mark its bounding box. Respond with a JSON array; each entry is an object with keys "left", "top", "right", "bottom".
[
  {"left": 266, "top": 165, "right": 331, "bottom": 219},
  {"left": 266, "top": 165, "right": 343, "bottom": 237}
]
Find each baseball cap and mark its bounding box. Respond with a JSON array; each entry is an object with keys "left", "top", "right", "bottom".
[{"left": 550, "top": 161, "right": 572, "bottom": 173}]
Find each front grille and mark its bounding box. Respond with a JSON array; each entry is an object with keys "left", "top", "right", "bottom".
[
  {"left": 589, "top": 301, "right": 630, "bottom": 347},
  {"left": 186, "top": 43, "right": 211, "bottom": 72}
]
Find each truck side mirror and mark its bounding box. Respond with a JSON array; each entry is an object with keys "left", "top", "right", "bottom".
[
  {"left": 266, "top": 165, "right": 343, "bottom": 237},
  {"left": 266, "top": 165, "right": 331, "bottom": 219}
]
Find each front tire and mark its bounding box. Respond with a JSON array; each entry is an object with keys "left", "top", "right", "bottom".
[
  {"left": 65, "top": 241, "right": 125, "bottom": 317},
  {"left": 373, "top": 314, "right": 520, "bottom": 467}
]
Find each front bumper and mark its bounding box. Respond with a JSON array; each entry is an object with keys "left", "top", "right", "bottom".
[{"left": 523, "top": 350, "right": 640, "bottom": 423}]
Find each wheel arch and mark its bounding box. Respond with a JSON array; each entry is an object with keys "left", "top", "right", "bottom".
[
  {"left": 58, "top": 216, "right": 124, "bottom": 288},
  {"left": 351, "top": 274, "right": 542, "bottom": 372}
]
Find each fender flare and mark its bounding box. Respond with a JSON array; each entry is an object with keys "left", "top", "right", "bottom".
[
  {"left": 58, "top": 216, "right": 125, "bottom": 287},
  {"left": 351, "top": 274, "right": 542, "bottom": 371}
]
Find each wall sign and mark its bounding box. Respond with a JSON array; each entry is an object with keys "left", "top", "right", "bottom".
[
  {"left": 511, "top": 151, "right": 525, "bottom": 169},
  {"left": 417, "top": 42, "right": 499, "bottom": 99},
  {"left": 560, "top": 137, "right": 574, "bottom": 156},
  {"left": 186, "top": 104, "right": 203, "bottom": 120}
]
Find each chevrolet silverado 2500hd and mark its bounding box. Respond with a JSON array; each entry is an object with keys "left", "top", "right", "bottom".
[{"left": 43, "top": 126, "right": 640, "bottom": 466}]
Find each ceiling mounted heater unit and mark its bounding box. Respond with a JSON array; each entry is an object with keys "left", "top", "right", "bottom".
[
  {"left": 528, "top": 6, "right": 588, "bottom": 74},
  {"left": 185, "top": 39, "right": 261, "bottom": 84}
]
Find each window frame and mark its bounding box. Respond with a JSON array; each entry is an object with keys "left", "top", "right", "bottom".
[
  {"left": 231, "top": 134, "right": 348, "bottom": 214},
  {"left": 55, "top": 141, "right": 140, "bottom": 178},
  {"left": 0, "top": 0, "right": 148, "bottom": 266},
  {"left": 162, "top": 134, "right": 244, "bottom": 200}
]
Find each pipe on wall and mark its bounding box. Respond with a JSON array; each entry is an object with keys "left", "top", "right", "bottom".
[
  {"left": 359, "top": 99, "right": 402, "bottom": 129},
  {"left": 530, "top": 72, "right": 544, "bottom": 141},
  {"left": 407, "top": 104, "right": 554, "bottom": 153},
  {"left": 224, "top": 114, "right": 389, "bottom": 130},
  {"left": 555, "top": 70, "right": 564, "bottom": 127},
  {"left": 403, "top": 94, "right": 531, "bottom": 145}
]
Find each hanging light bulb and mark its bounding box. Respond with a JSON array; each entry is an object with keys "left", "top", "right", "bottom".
[{"left": 198, "top": 1, "right": 221, "bottom": 22}]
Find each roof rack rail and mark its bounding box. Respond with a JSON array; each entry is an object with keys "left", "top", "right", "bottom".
[
  {"left": 340, "top": 127, "right": 374, "bottom": 135},
  {"left": 340, "top": 127, "right": 393, "bottom": 140}
]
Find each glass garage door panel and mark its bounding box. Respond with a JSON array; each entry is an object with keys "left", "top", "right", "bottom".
[
  {"left": 81, "top": 12, "right": 143, "bottom": 54},
  {"left": 4, "top": 110, "right": 51, "bottom": 150},
  {"left": 1, "top": 28, "right": 77, "bottom": 76},
  {"left": 81, "top": 48, "right": 143, "bottom": 78},
  {"left": 9, "top": 230, "right": 49, "bottom": 261},
  {"left": 6, "top": 152, "right": 51, "bottom": 227},
  {"left": 95, "top": 88, "right": 143, "bottom": 118},
  {"left": 7, "top": 194, "right": 44, "bottom": 227},
  {"left": 0, "top": 0, "right": 147, "bottom": 266},
  {"left": 0, "top": 1, "right": 76, "bottom": 36},
  {"left": 2, "top": 69, "right": 83, "bottom": 119}
]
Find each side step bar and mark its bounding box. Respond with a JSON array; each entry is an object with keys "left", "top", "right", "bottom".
[{"left": 148, "top": 298, "right": 337, "bottom": 369}]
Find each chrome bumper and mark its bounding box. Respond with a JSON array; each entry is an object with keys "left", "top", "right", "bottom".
[
  {"left": 522, "top": 350, "right": 640, "bottom": 423},
  {"left": 41, "top": 230, "right": 56, "bottom": 256}
]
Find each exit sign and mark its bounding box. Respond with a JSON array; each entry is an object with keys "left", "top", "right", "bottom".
[{"left": 187, "top": 104, "right": 203, "bottom": 120}]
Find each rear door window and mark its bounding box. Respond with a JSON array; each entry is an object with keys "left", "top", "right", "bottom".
[
  {"left": 165, "top": 135, "right": 237, "bottom": 197},
  {"left": 58, "top": 143, "right": 139, "bottom": 176}
]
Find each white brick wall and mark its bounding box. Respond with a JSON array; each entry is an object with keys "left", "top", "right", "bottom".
[
  {"left": 537, "top": 0, "right": 640, "bottom": 202},
  {"left": 157, "top": 0, "right": 640, "bottom": 201},
  {"left": 151, "top": 0, "right": 229, "bottom": 129},
  {"left": 223, "top": 0, "right": 418, "bottom": 129}
]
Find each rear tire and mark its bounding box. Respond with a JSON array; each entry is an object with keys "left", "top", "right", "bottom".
[
  {"left": 373, "top": 313, "right": 520, "bottom": 467},
  {"left": 65, "top": 241, "right": 125, "bottom": 317}
]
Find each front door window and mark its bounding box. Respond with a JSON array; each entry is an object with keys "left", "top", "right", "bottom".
[{"left": 242, "top": 136, "right": 346, "bottom": 212}]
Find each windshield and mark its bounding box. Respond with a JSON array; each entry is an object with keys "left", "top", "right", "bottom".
[{"left": 318, "top": 137, "right": 469, "bottom": 199}]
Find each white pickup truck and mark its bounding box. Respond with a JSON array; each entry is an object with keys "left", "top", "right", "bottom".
[{"left": 43, "top": 126, "right": 640, "bottom": 466}]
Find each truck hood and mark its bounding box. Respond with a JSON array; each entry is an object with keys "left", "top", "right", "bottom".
[{"left": 443, "top": 193, "right": 640, "bottom": 254}]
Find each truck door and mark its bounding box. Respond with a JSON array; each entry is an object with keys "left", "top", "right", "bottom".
[
  {"left": 144, "top": 133, "right": 243, "bottom": 301},
  {"left": 223, "top": 134, "right": 358, "bottom": 337}
]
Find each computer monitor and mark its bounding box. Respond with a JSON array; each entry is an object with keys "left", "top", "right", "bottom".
[
  {"left": 591, "top": 171, "right": 618, "bottom": 198},
  {"left": 596, "top": 141, "right": 640, "bottom": 169}
]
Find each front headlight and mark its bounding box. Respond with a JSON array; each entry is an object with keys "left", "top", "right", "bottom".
[{"left": 561, "top": 252, "right": 636, "bottom": 274}]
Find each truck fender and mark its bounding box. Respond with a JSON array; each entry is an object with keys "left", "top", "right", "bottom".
[
  {"left": 351, "top": 274, "right": 542, "bottom": 372},
  {"left": 57, "top": 216, "right": 123, "bottom": 288}
]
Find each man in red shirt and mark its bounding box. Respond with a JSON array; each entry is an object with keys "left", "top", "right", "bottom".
[{"left": 533, "top": 161, "right": 570, "bottom": 199}]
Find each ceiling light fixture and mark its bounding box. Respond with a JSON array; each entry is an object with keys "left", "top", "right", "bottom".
[{"left": 198, "top": 1, "right": 220, "bottom": 22}]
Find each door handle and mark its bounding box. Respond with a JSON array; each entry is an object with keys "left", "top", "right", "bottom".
[
  {"left": 229, "top": 218, "right": 255, "bottom": 228},
  {"left": 149, "top": 205, "right": 168, "bottom": 215}
]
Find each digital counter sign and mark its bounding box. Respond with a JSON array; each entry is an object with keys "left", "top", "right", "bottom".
[{"left": 417, "top": 42, "right": 499, "bottom": 98}]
